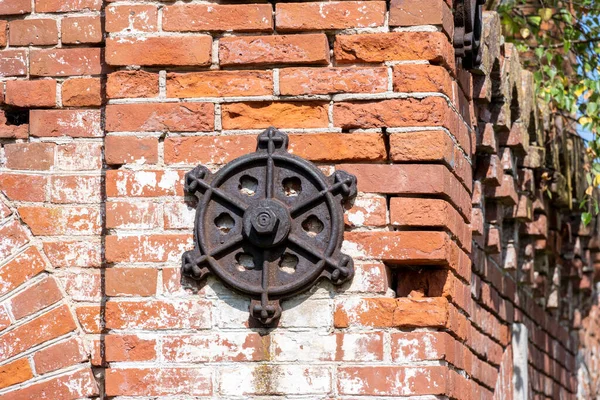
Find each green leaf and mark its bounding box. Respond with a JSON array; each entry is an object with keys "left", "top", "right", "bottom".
[{"left": 582, "top": 212, "right": 592, "bottom": 226}]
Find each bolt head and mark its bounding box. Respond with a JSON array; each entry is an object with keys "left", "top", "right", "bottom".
[{"left": 251, "top": 207, "right": 278, "bottom": 234}]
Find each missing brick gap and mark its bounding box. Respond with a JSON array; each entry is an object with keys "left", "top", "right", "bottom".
[
  {"left": 382, "top": 127, "right": 391, "bottom": 162},
  {"left": 3, "top": 107, "right": 29, "bottom": 126}
]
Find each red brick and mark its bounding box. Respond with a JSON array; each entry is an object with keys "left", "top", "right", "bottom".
[
  {"left": 30, "top": 48, "right": 102, "bottom": 77},
  {"left": 334, "top": 97, "right": 470, "bottom": 154},
  {"left": 0, "top": 358, "right": 33, "bottom": 390},
  {"left": 219, "top": 34, "right": 329, "bottom": 66},
  {"left": 391, "top": 332, "right": 449, "bottom": 362},
  {"left": 50, "top": 175, "right": 102, "bottom": 204},
  {"left": 106, "top": 170, "right": 184, "bottom": 197},
  {"left": 163, "top": 4, "right": 272, "bottom": 32},
  {"left": 105, "top": 136, "right": 158, "bottom": 164},
  {"left": 390, "top": 197, "right": 470, "bottom": 250},
  {"left": 0, "top": 21, "right": 6, "bottom": 46},
  {"left": 35, "top": 0, "right": 101, "bottom": 12},
  {"left": 107, "top": 70, "right": 159, "bottom": 99},
  {"left": 43, "top": 240, "right": 101, "bottom": 268},
  {"left": 338, "top": 164, "right": 471, "bottom": 221},
  {"left": 105, "top": 234, "right": 192, "bottom": 263},
  {"left": 167, "top": 71, "right": 273, "bottom": 98},
  {"left": 0, "top": 0, "right": 31, "bottom": 15},
  {"left": 0, "top": 304, "right": 77, "bottom": 361},
  {"left": 393, "top": 64, "right": 454, "bottom": 99},
  {"left": 105, "top": 368, "right": 212, "bottom": 396},
  {"left": 344, "top": 231, "right": 470, "bottom": 279},
  {"left": 18, "top": 206, "right": 101, "bottom": 235},
  {"left": 4, "top": 79, "right": 56, "bottom": 108},
  {"left": 0, "top": 305, "right": 10, "bottom": 331},
  {"left": 106, "top": 201, "right": 160, "bottom": 230},
  {"left": 105, "top": 267, "right": 158, "bottom": 296},
  {"left": 106, "top": 36, "right": 212, "bottom": 67},
  {"left": 106, "top": 4, "right": 158, "bottom": 32},
  {"left": 345, "top": 195, "right": 389, "bottom": 227},
  {"left": 334, "top": 32, "right": 454, "bottom": 70},
  {"left": 106, "top": 103, "right": 214, "bottom": 132},
  {"left": 279, "top": 67, "right": 388, "bottom": 95},
  {"left": 60, "top": 271, "right": 101, "bottom": 302},
  {"left": 61, "top": 16, "right": 102, "bottom": 44},
  {"left": 165, "top": 133, "right": 385, "bottom": 164},
  {"left": 0, "top": 173, "right": 47, "bottom": 202},
  {"left": 61, "top": 78, "right": 102, "bottom": 106},
  {"left": 0, "top": 367, "right": 98, "bottom": 400},
  {"left": 389, "top": 0, "right": 454, "bottom": 37},
  {"left": 0, "top": 112, "right": 28, "bottom": 139},
  {"left": 276, "top": 2, "right": 385, "bottom": 31},
  {"left": 389, "top": 130, "right": 471, "bottom": 187},
  {"left": 56, "top": 142, "right": 102, "bottom": 171},
  {"left": 9, "top": 276, "right": 62, "bottom": 320},
  {"left": 222, "top": 102, "right": 328, "bottom": 130},
  {"left": 33, "top": 337, "right": 88, "bottom": 374},
  {"left": 75, "top": 305, "right": 101, "bottom": 333},
  {"left": 106, "top": 300, "right": 211, "bottom": 330},
  {"left": 0, "top": 221, "right": 30, "bottom": 262},
  {"left": 162, "top": 333, "right": 267, "bottom": 362},
  {"left": 0, "top": 50, "right": 27, "bottom": 77},
  {"left": 105, "top": 335, "right": 157, "bottom": 362},
  {"left": 338, "top": 366, "right": 447, "bottom": 395},
  {"left": 9, "top": 19, "right": 58, "bottom": 46},
  {"left": 0, "top": 247, "right": 45, "bottom": 296},
  {"left": 4, "top": 143, "right": 55, "bottom": 170}
]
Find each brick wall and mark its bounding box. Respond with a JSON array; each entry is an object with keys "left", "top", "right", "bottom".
[{"left": 0, "top": 1, "right": 596, "bottom": 398}]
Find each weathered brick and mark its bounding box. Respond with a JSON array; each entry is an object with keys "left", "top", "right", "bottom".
[
  {"left": 61, "top": 16, "right": 102, "bottom": 44},
  {"left": 222, "top": 102, "right": 328, "bottom": 130},
  {"left": 29, "top": 110, "right": 103, "bottom": 137},
  {"left": 163, "top": 4, "right": 272, "bottom": 32},
  {"left": 106, "top": 103, "right": 214, "bottom": 132},
  {"left": 105, "top": 136, "right": 159, "bottom": 164},
  {"left": 35, "top": 0, "right": 101, "bottom": 12},
  {"left": 0, "top": 50, "right": 27, "bottom": 77},
  {"left": 4, "top": 142, "right": 54, "bottom": 170},
  {"left": 279, "top": 67, "right": 388, "bottom": 95},
  {"left": 61, "top": 78, "right": 102, "bottom": 106},
  {"left": 9, "top": 276, "right": 62, "bottom": 320},
  {"left": 9, "top": 19, "right": 58, "bottom": 46},
  {"left": 0, "top": 247, "right": 45, "bottom": 296},
  {"left": 0, "top": 304, "right": 77, "bottom": 361},
  {"left": 56, "top": 142, "right": 103, "bottom": 171},
  {"left": 338, "top": 164, "right": 471, "bottom": 220},
  {"left": 4, "top": 79, "right": 56, "bottom": 108},
  {"left": 105, "top": 267, "right": 158, "bottom": 296},
  {"left": 276, "top": 2, "right": 386, "bottom": 31},
  {"left": 75, "top": 305, "right": 101, "bottom": 333},
  {"left": 338, "top": 366, "right": 447, "bottom": 395},
  {"left": 0, "top": 221, "right": 30, "bottom": 262},
  {"left": 105, "top": 335, "right": 157, "bottom": 362},
  {"left": 18, "top": 206, "right": 101, "bottom": 235},
  {"left": 167, "top": 71, "right": 273, "bottom": 98},
  {"left": 393, "top": 64, "right": 454, "bottom": 99},
  {"left": 0, "top": 21, "right": 6, "bottom": 46},
  {"left": 0, "top": 0, "right": 31, "bottom": 15},
  {"left": 165, "top": 133, "right": 385, "bottom": 164},
  {"left": 105, "top": 234, "right": 192, "bottom": 263},
  {"left": 32, "top": 337, "right": 88, "bottom": 374},
  {"left": 0, "top": 173, "right": 47, "bottom": 202},
  {"left": 162, "top": 333, "right": 266, "bottom": 362},
  {"left": 389, "top": 0, "right": 454, "bottom": 37},
  {"left": 107, "top": 70, "right": 159, "bottom": 99},
  {"left": 106, "top": 4, "right": 158, "bottom": 32},
  {"left": 0, "top": 305, "right": 10, "bottom": 330},
  {"left": 334, "top": 32, "right": 454, "bottom": 69},
  {"left": 334, "top": 97, "right": 470, "bottom": 154},
  {"left": 43, "top": 240, "right": 101, "bottom": 268},
  {"left": 106, "top": 300, "right": 211, "bottom": 330},
  {"left": 0, "top": 358, "right": 33, "bottom": 390},
  {"left": 219, "top": 34, "right": 329, "bottom": 66},
  {"left": 30, "top": 48, "right": 102, "bottom": 77},
  {"left": 106, "top": 36, "right": 212, "bottom": 66},
  {"left": 0, "top": 367, "right": 98, "bottom": 400},
  {"left": 50, "top": 175, "right": 102, "bottom": 204},
  {"left": 106, "top": 170, "right": 184, "bottom": 197},
  {"left": 389, "top": 130, "right": 471, "bottom": 188},
  {"left": 106, "top": 201, "right": 161, "bottom": 230},
  {"left": 106, "top": 368, "right": 212, "bottom": 396}
]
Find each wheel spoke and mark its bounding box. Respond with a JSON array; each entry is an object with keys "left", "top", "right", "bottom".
[
  {"left": 289, "top": 179, "right": 349, "bottom": 216},
  {"left": 287, "top": 234, "right": 337, "bottom": 269},
  {"left": 208, "top": 234, "right": 244, "bottom": 258}
]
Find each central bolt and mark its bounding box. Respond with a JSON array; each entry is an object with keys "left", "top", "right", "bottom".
[{"left": 243, "top": 199, "right": 291, "bottom": 248}]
